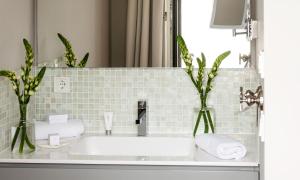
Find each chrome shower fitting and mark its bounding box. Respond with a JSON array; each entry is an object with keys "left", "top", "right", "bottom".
[
  {"left": 240, "top": 86, "right": 264, "bottom": 112},
  {"left": 239, "top": 53, "right": 251, "bottom": 68},
  {"left": 240, "top": 86, "right": 264, "bottom": 127}
]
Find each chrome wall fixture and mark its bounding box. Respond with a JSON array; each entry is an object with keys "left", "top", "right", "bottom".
[
  {"left": 231, "top": 0, "right": 258, "bottom": 41},
  {"left": 232, "top": 10, "right": 258, "bottom": 40},
  {"left": 240, "top": 86, "right": 264, "bottom": 126},
  {"left": 239, "top": 53, "right": 251, "bottom": 68},
  {"left": 240, "top": 86, "right": 263, "bottom": 111}
]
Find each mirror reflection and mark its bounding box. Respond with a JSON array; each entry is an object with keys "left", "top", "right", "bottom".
[
  {"left": 181, "top": 0, "right": 250, "bottom": 68},
  {"left": 37, "top": 0, "right": 251, "bottom": 68},
  {"left": 37, "top": 0, "right": 174, "bottom": 68}
]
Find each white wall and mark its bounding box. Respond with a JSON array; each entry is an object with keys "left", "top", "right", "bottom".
[
  {"left": 0, "top": 0, "right": 34, "bottom": 70},
  {"left": 38, "top": 0, "right": 109, "bottom": 67},
  {"left": 264, "top": 1, "right": 300, "bottom": 180},
  {"left": 256, "top": 0, "right": 264, "bottom": 56}
]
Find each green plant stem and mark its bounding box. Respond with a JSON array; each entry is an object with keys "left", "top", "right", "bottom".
[
  {"left": 206, "top": 110, "right": 215, "bottom": 133},
  {"left": 193, "top": 109, "right": 203, "bottom": 137},
  {"left": 11, "top": 127, "right": 20, "bottom": 151},
  {"left": 25, "top": 134, "right": 35, "bottom": 150},
  {"left": 205, "top": 79, "right": 213, "bottom": 95},
  {"left": 19, "top": 125, "right": 26, "bottom": 153},
  {"left": 18, "top": 103, "right": 26, "bottom": 153},
  {"left": 202, "top": 110, "right": 209, "bottom": 133},
  {"left": 188, "top": 72, "right": 197, "bottom": 88},
  {"left": 19, "top": 104, "right": 26, "bottom": 121}
]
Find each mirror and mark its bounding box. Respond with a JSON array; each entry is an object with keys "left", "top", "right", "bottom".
[
  {"left": 36, "top": 0, "right": 251, "bottom": 68},
  {"left": 37, "top": 0, "right": 175, "bottom": 68},
  {"left": 211, "top": 0, "right": 248, "bottom": 29}
]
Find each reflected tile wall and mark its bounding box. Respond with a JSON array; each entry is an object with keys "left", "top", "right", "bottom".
[
  {"left": 0, "top": 78, "right": 19, "bottom": 151},
  {"left": 31, "top": 68, "right": 261, "bottom": 136}
]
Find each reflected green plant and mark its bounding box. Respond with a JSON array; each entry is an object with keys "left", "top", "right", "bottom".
[
  {"left": 177, "top": 35, "right": 231, "bottom": 136},
  {"left": 57, "top": 33, "right": 89, "bottom": 68}
]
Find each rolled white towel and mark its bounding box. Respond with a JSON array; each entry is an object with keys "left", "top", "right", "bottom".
[
  {"left": 195, "top": 134, "right": 247, "bottom": 160},
  {"left": 35, "top": 119, "right": 84, "bottom": 140}
]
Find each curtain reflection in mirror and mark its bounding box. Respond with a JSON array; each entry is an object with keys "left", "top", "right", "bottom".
[{"left": 126, "top": 0, "right": 170, "bottom": 67}]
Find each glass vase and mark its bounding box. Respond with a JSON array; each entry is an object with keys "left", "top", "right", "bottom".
[
  {"left": 11, "top": 104, "right": 36, "bottom": 154},
  {"left": 194, "top": 106, "right": 216, "bottom": 135}
]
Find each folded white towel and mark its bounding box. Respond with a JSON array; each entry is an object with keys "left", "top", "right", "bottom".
[
  {"left": 48, "top": 114, "right": 68, "bottom": 124},
  {"left": 35, "top": 119, "right": 84, "bottom": 140},
  {"left": 195, "top": 134, "right": 247, "bottom": 160}
]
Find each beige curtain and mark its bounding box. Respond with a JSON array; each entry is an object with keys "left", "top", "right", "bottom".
[{"left": 126, "top": 0, "right": 169, "bottom": 67}]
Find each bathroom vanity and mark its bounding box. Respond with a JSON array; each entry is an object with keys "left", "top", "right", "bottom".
[
  {"left": 0, "top": 67, "right": 262, "bottom": 180},
  {"left": 0, "top": 0, "right": 264, "bottom": 179},
  {"left": 0, "top": 135, "right": 260, "bottom": 180},
  {"left": 0, "top": 164, "right": 259, "bottom": 180}
]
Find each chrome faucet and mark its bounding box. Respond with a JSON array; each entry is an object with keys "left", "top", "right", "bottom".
[{"left": 135, "top": 101, "right": 147, "bottom": 136}]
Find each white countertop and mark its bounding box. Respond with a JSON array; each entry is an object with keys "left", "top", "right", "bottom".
[{"left": 0, "top": 134, "right": 259, "bottom": 167}]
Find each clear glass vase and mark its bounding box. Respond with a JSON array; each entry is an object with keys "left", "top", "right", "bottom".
[
  {"left": 11, "top": 104, "right": 36, "bottom": 154},
  {"left": 194, "top": 106, "right": 216, "bottom": 135}
]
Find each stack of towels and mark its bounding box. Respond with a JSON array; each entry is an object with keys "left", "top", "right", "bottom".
[
  {"left": 195, "top": 134, "right": 247, "bottom": 160},
  {"left": 35, "top": 114, "right": 84, "bottom": 140}
]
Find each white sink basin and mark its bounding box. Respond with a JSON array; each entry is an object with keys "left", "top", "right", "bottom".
[{"left": 70, "top": 136, "right": 194, "bottom": 157}]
